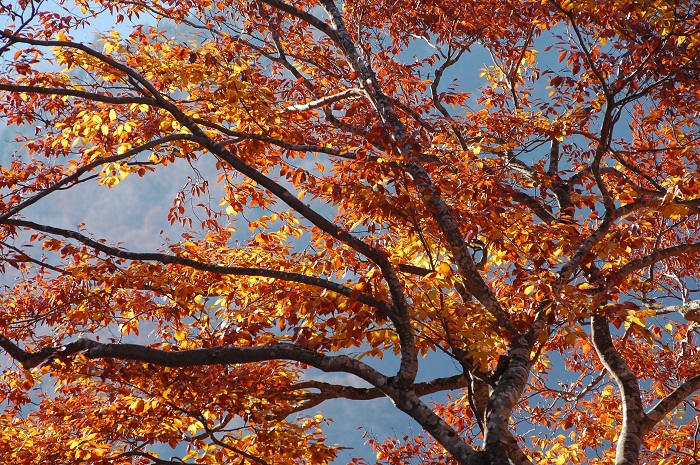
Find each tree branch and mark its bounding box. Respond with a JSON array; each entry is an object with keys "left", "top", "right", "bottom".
[
  {"left": 430, "top": 49, "right": 469, "bottom": 149},
  {"left": 0, "top": 332, "right": 480, "bottom": 463},
  {"left": 258, "top": 0, "right": 340, "bottom": 43},
  {"left": 557, "top": 215, "right": 614, "bottom": 285},
  {"left": 553, "top": 3, "right": 611, "bottom": 99},
  {"left": 504, "top": 429, "right": 534, "bottom": 465},
  {"left": 643, "top": 371, "right": 700, "bottom": 437},
  {"left": 0, "top": 30, "right": 173, "bottom": 109},
  {"left": 291, "top": 374, "right": 467, "bottom": 403},
  {"left": 509, "top": 189, "right": 557, "bottom": 223},
  {"left": 0, "top": 84, "right": 157, "bottom": 106},
  {"left": 192, "top": 117, "right": 348, "bottom": 157},
  {"left": 1, "top": 219, "right": 386, "bottom": 312},
  {"left": 0, "top": 134, "right": 193, "bottom": 222},
  {"left": 0, "top": 336, "right": 390, "bottom": 387},
  {"left": 662, "top": 300, "right": 700, "bottom": 323},
  {"left": 484, "top": 334, "right": 538, "bottom": 464},
  {"left": 180, "top": 134, "right": 389, "bottom": 274},
  {"left": 283, "top": 88, "right": 364, "bottom": 112},
  {"left": 591, "top": 313, "right": 645, "bottom": 465},
  {"left": 643, "top": 374, "right": 700, "bottom": 435},
  {"left": 616, "top": 242, "right": 700, "bottom": 280},
  {"left": 318, "top": 0, "right": 516, "bottom": 342},
  {"left": 117, "top": 450, "right": 190, "bottom": 465},
  {"left": 4, "top": 12, "right": 420, "bottom": 396}
]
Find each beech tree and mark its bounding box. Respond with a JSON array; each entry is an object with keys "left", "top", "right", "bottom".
[{"left": 2, "top": 0, "right": 700, "bottom": 463}]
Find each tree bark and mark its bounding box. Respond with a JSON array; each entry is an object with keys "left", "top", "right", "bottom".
[{"left": 591, "top": 314, "right": 646, "bottom": 465}]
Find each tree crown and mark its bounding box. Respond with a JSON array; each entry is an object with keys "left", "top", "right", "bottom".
[{"left": 1, "top": 0, "right": 700, "bottom": 464}]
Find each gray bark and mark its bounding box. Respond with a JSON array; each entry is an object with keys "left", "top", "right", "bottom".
[{"left": 591, "top": 314, "right": 646, "bottom": 465}]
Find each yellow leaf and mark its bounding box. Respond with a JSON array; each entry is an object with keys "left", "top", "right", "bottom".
[
  {"left": 174, "top": 330, "right": 186, "bottom": 341},
  {"left": 437, "top": 261, "right": 451, "bottom": 277},
  {"left": 601, "top": 385, "right": 614, "bottom": 397},
  {"left": 187, "top": 421, "right": 203, "bottom": 436},
  {"left": 659, "top": 204, "right": 689, "bottom": 219},
  {"left": 109, "top": 108, "right": 117, "bottom": 121}
]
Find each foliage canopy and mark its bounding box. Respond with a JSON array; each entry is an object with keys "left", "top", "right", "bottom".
[{"left": 1, "top": 0, "right": 700, "bottom": 464}]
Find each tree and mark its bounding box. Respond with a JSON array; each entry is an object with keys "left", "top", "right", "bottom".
[{"left": 1, "top": 0, "right": 700, "bottom": 463}]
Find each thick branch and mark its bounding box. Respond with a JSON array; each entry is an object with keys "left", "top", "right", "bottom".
[
  {"left": 0, "top": 336, "right": 389, "bottom": 386},
  {"left": 391, "top": 391, "right": 479, "bottom": 464},
  {"left": 662, "top": 300, "right": 700, "bottom": 323},
  {"left": 283, "top": 88, "right": 363, "bottom": 112},
  {"left": 0, "top": 333, "right": 479, "bottom": 462},
  {"left": 291, "top": 375, "right": 481, "bottom": 464},
  {"left": 483, "top": 334, "right": 537, "bottom": 463},
  {"left": 292, "top": 374, "right": 467, "bottom": 402},
  {"left": 546, "top": 140, "right": 576, "bottom": 221},
  {"left": 616, "top": 242, "right": 700, "bottom": 279},
  {"left": 547, "top": 138, "right": 561, "bottom": 177},
  {"left": 430, "top": 50, "right": 469, "bottom": 149},
  {"left": 258, "top": 0, "right": 340, "bottom": 43},
  {"left": 643, "top": 374, "right": 700, "bottom": 434},
  {"left": 591, "top": 314, "right": 645, "bottom": 465},
  {"left": 396, "top": 263, "right": 433, "bottom": 277},
  {"left": 503, "top": 153, "right": 539, "bottom": 180}
]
